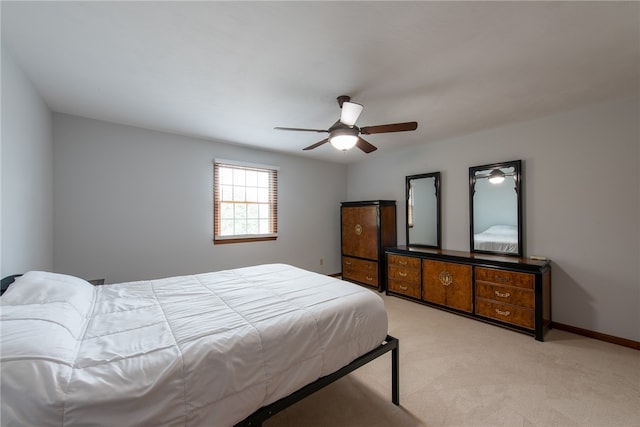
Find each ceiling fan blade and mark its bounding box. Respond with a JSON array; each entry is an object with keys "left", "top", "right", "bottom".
[
  {"left": 360, "top": 121, "right": 418, "bottom": 135},
  {"left": 274, "top": 127, "right": 328, "bottom": 133},
  {"left": 303, "top": 138, "right": 329, "bottom": 151},
  {"left": 340, "top": 101, "right": 364, "bottom": 126},
  {"left": 356, "top": 137, "right": 377, "bottom": 153}
]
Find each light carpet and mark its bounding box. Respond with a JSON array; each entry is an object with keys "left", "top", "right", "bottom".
[{"left": 267, "top": 292, "right": 639, "bottom": 427}]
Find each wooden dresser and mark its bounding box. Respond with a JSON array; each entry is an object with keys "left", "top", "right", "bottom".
[
  {"left": 386, "top": 246, "right": 551, "bottom": 341},
  {"left": 341, "top": 201, "right": 397, "bottom": 292}
]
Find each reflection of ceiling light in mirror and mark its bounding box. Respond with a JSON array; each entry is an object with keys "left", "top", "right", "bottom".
[{"left": 488, "top": 169, "right": 505, "bottom": 184}]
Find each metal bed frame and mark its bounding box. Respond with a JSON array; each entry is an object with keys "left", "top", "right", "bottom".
[{"left": 234, "top": 335, "right": 399, "bottom": 427}]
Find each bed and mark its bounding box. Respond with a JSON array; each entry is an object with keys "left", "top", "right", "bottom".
[
  {"left": 473, "top": 224, "right": 518, "bottom": 252},
  {"left": 0, "top": 264, "right": 398, "bottom": 427}
]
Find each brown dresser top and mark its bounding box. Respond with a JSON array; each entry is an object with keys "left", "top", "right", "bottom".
[
  {"left": 341, "top": 200, "right": 396, "bottom": 207},
  {"left": 387, "top": 246, "right": 550, "bottom": 271}
]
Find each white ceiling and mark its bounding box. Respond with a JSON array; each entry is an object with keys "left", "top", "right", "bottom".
[{"left": 2, "top": 1, "right": 638, "bottom": 163}]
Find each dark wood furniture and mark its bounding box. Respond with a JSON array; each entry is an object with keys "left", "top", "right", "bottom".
[
  {"left": 386, "top": 246, "right": 551, "bottom": 341},
  {"left": 341, "top": 200, "right": 397, "bottom": 292},
  {"left": 423, "top": 259, "right": 473, "bottom": 313}
]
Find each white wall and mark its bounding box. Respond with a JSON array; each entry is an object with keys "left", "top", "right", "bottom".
[
  {"left": 1, "top": 45, "right": 53, "bottom": 277},
  {"left": 53, "top": 114, "right": 347, "bottom": 283},
  {"left": 347, "top": 96, "right": 639, "bottom": 342}
]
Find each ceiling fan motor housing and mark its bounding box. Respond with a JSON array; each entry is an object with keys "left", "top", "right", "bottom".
[
  {"left": 336, "top": 95, "right": 351, "bottom": 108},
  {"left": 330, "top": 125, "right": 359, "bottom": 139}
]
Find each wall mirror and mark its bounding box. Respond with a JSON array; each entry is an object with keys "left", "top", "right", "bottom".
[
  {"left": 469, "top": 160, "right": 522, "bottom": 257},
  {"left": 406, "top": 172, "right": 441, "bottom": 248}
]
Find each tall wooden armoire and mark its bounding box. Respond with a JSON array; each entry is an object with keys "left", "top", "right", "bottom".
[{"left": 341, "top": 200, "right": 397, "bottom": 292}]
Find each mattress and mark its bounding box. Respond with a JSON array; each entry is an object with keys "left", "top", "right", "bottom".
[{"left": 0, "top": 264, "right": 388, "bottom": 427}]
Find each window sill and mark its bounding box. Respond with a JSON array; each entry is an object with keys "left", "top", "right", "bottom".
[{"left": 214, "top": 236, "right": 277, "bottom": 245}]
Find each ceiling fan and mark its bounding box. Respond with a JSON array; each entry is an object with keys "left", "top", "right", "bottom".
[{"left": 274, "top": 95, "right": 418, "bottom": 153}]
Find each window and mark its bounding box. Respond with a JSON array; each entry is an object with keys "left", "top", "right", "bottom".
[{"left": 213, "top": 159, "right": 278, "bottom": 244}]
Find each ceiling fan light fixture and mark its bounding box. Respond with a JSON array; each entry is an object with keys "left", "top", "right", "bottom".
[
  {"left": 329, "top": 127, "right": 359, "bottom": 151},
  {"left": 488, "top": 169, "right": 506, "bottom": 184},
  {"left": 330, "top": 134, "right": 358, "bottom": 151}
]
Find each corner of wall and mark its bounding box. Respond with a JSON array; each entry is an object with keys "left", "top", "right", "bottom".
[{"left": 1, "top": 44, "right": 54, "bottom": 276}]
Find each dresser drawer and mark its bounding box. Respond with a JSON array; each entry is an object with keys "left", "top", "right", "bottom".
[
  {"left": 475, "top": 282, "right": 534, "bottom": 309},
  {"left": 388, "top": 279, "right": 421, "bottom": 299},
  {"left": 342, "top": 256, "right": 378, "bottom": 286},
  {"left": 343, "top": 268, "right": 378, "bottom": 286},
  {"left": 388, "top": 254, "right": 421, "bottom": 269},
  {"left": 387, "top": 254, "right": 421, "bottom": 298},
  {"left": 342, "top": 256, "right": 377, "bottom": 273},
  {"left": 475, "top": 267, "right": 534, "bottom": 290},
  {"left": 475, "top": 299, "right": 534, "bottom": 329},
  {"left": 388, "top": 264, "right": 421, "bottom": 283}
]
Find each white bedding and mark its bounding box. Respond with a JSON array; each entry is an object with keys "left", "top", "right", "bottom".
[
  {"left": 0, "top": 264, "right": 388, "bottom": 427},
  {"left": 474, "top": 224, "right": 518, "bottom": 252}
]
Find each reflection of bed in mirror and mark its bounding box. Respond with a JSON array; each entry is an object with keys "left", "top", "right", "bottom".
[{"left": 474, "top": 224, "right": 518, "bottom": 252}]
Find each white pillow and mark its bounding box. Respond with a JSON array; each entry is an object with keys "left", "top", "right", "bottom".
[{"left": 1, "top": 271, "right": 95, "bottom": 318}]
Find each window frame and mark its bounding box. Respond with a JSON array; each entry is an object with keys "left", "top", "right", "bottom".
[{"left": 213, "top": 159, "right": 278, "bottom": 244}]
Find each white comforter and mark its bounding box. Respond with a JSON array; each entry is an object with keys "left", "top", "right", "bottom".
[
  {"left": 474, "top": 224, "right": 518, "bottom": 253},
  {"left": 0, "top": 264, "right": 388, "bottom": 427}
]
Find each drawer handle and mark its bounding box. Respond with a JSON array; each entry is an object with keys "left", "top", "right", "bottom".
[
  {"left": 399, "top": 285, "right": 408, "bottom": 291},
  {"left": 495, "top": 308, "right": 511, "bottom": 316},
  {"left": 354, "top": 224, "right": 363, "bottom": 235},
  {"left": 345, "top": 261, "right": 352, "bottom": 265},
  {"left": 399, "top": 260, "right": 408, "bottom": 265},
  {"left": 398, "top": 271, "right": 408, "bottom": 277},
  {"left": 439, "top": 271, "right": 453, "bottom": 286},
  {"left": 366, "top": 276, "right": 373, "bottom": 281},
  {"left": 494, "top": 275, "right": 511, "bottom": 283},
  {"left": 495, "top": 290, "right": 511, "bottom": 298}
]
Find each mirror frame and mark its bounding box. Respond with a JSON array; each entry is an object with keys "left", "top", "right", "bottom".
[
  {"left": 406, "top": 172, "right": 441, "bottom": 249},
  {"left": 469, "top": 160, "right": 523, "bottom": 257}
]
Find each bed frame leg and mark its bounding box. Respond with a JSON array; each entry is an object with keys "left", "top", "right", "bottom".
[{"left": 391, "top": 338, "right": 399, "bottom": 405}]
